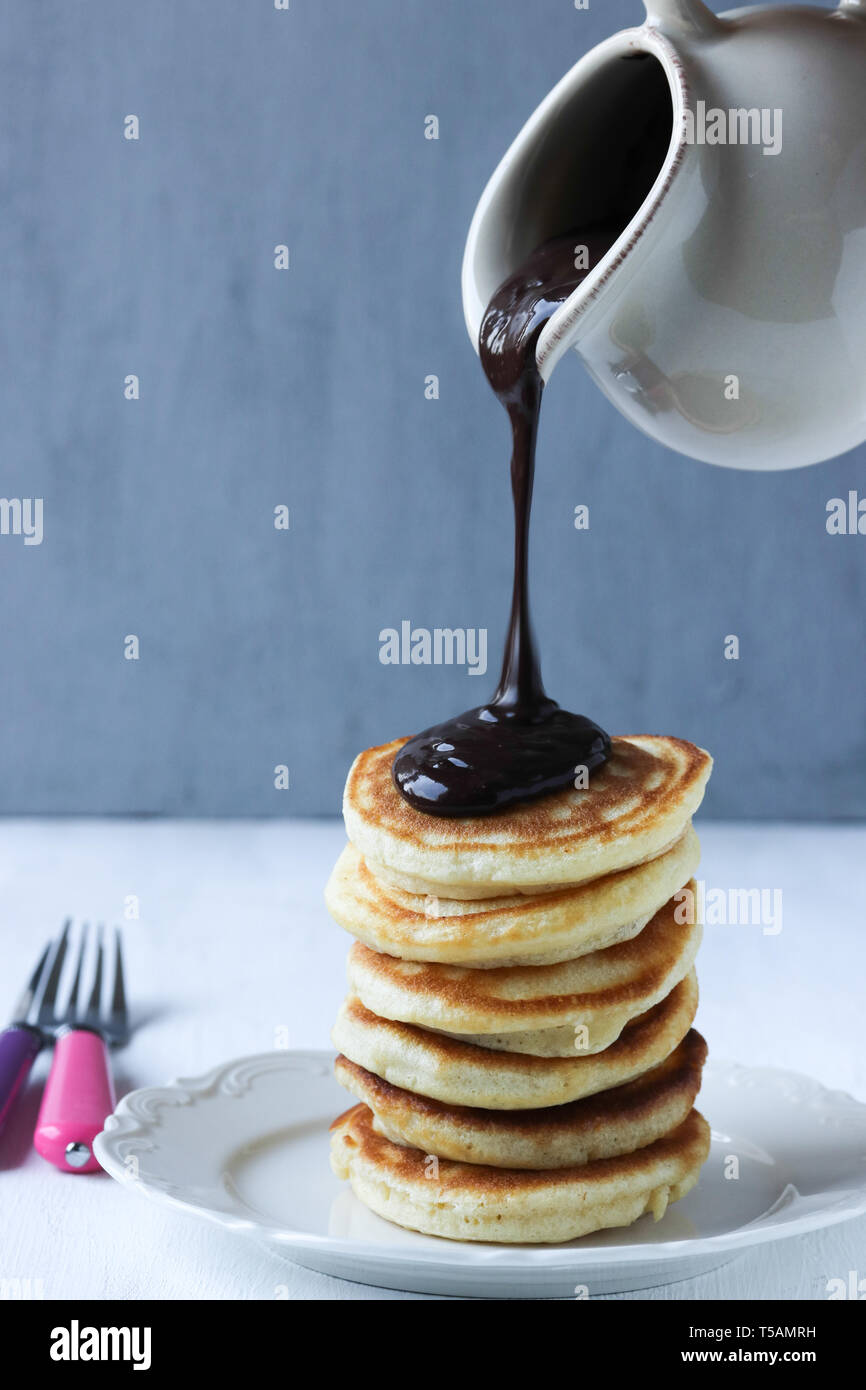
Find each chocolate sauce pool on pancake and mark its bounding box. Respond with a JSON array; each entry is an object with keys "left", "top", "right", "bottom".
[{"left": 393, "top": 226, "right": 624, "bottom": 818}]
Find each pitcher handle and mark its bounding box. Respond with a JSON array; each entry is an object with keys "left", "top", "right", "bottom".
[{"left": 643, "top": 0, "right": 723, "bottom": 34}]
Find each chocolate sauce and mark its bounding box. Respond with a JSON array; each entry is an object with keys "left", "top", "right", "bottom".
[{"left": 393, "top": 225, "right": 623, "bottom": 817}]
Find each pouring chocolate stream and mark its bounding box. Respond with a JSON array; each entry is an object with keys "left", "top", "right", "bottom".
[{"left": 393, "top": 224, "right": 624, "bottom": 817}]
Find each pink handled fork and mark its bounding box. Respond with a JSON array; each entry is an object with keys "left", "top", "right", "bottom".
[{"left": 34, "top": 922, "right": 129, "bottom": 1173}]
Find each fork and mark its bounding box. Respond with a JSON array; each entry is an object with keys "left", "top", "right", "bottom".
[
  {"left": 33, "top": 921, "right": 129, "bottom": 1174},
  {"left": 0, "top": 939, "right": 54, "bottom": 1133}
]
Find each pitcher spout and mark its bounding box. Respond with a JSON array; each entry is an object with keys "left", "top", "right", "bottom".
[{"left": 461, "top": 23, "right": 691, "bottom": 383}]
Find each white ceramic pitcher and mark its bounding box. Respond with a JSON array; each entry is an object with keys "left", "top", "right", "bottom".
[{"left": 462, "top": 0, "right": 866, "bottom": 468}]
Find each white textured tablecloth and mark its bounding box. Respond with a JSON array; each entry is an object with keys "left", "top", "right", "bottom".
[{"left": 1, "top": 818, "right": 864, "bottom": 1301}]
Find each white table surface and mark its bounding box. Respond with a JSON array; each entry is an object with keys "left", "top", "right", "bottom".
[{"left": 1, "top": 817, "right": 864, "bottom": 1302}]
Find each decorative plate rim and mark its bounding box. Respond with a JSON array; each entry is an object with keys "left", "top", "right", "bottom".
[{"left": 93, "top": 1050, "right": 866, "bottom": 1270}]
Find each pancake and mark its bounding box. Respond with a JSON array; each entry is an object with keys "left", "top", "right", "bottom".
[
  {"left": 334, "top": 1029, "right": 707, "bottom": 1168},
  {"left": 343, "top": 735, "right": 712, "bottom": 896},
  {"left": 326, "top": 825, "right": 700, "bottom": 967},
  {"left": 366, "top": 859, "right": 568, "bottom": 900},
  {"left": 345, "top": 888, "right": 701, "bottom": 1056},
  {"left": 330, "top": 1103, "right": 710, "bottom": 1243},
  {"left": 331, "top": 970, "right": 698, "bottom": 1110}
]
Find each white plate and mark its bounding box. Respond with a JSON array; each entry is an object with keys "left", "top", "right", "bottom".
[{"left": 94, "top": 1051, "right": 866, "bottom": 1299}]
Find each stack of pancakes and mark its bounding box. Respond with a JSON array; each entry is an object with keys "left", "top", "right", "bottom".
[{"left": 327, "top": 734, "right": 713, "bottom": 1244}]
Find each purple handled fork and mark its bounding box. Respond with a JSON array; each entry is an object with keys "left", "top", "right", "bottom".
[{"left": 0, "top": 936, "right": 55, "bottom": 1133}]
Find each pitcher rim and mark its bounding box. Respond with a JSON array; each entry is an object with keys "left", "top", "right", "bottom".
[
  {"left": 536, "top": 25, "right": 693, "bottom": 380},
  {"left": 460, "top": 24, "right": 694, "bottom": 379}
]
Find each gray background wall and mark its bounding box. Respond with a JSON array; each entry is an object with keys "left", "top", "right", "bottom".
[{"left": 0, "top": 0, "right": 863, "bottom": 819}]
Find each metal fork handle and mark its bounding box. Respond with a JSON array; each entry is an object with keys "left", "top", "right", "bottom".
[
  {"left": 34, "top": 1029, "right": 115, "bottom": 1173},
  {"left": 0, "top": 1025, "right": 42, "bottom": 1132}
]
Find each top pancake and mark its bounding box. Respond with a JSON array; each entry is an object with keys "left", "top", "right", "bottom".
[{"left": 343, "top": 735, "right": 712, "bottom": 894}]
